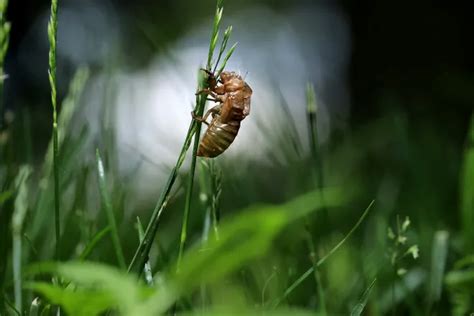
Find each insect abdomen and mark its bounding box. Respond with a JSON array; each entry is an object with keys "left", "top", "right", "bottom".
[{"left": 197, "top": 117, "right": 240, "bottom": 157}]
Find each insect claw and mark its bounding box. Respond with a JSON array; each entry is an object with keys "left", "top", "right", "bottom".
[
  {"left": 200, "top": 68, "right": 214, "bottom": 77},
  {"left": 195, "top": 88, "right": 209, "bottom": 96},
  {"left": 191, "top": 111, "right": 210, "bottom": 126}
]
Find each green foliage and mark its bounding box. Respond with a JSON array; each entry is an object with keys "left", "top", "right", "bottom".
[
  {"left": 350, "top": 278, "right": 376, "bottom": 316},
  {"left": 427, "top": 231, "right": 449, "bottom": 308},
  {"left": 96, "top": 149, "right": 126, "bottom": 269},
  {"left": 127, "top": 5, "right": 236, "bottom": 271},
  {"left": 12, "top": 166, "right": 32, "bottom": 313},
  {"left": 28, "top": 189, "right": 339, "bottom": 315},
  {"left": 47, "top": 0, "right": 61, "bottom": 260},
  {"left": 460, "top": 114, "right": 474, "bottom": 251},
  {"left": 0, "top": 0, "right": 472, "bottom": 314},
  {"left": 445, "top": 256, "right": 474, "bottom": 315},
  {"left": 0, "top": 0, "right": 10, "bottom": 117},
  {"left": 387, "top": 215, "right": 419, "bottom": 276}
]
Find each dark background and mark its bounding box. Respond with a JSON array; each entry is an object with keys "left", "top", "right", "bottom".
[
  {"left": 5, "top": 0, "right": 473, "bottom": 131},
  {"left": 2, "top": 1, "right": 474, "bottom": 314}
]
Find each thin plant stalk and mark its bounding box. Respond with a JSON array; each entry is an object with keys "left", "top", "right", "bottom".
[
  {"left": 47, "top": 0, "right": 60, "bottom": 261},
  {"left": 12, "top": 167, "right": 31, "bottom": 313},
  {"left": 209, "top": 160, "right": 221, "bottom": 239},
  {"left": 128, "top": 0, "right": 235, "bottom": 276},
  {"left": 136, "top": 216, "right": 154, "bottom": 285},
  {"left": 304, "top": 83, "right": 326, "bottom": 314},
  {"left": 303, "top": 221, "right": 326, "bottom": 315},
  {"left": 306, "top": 83, "right": 327, "bottom": 224},
  {"left": 177, "top": 87, "right": 207, "bottom": 271},
  {"left": 0, "top": 0, "right": 11, "bottom": 124},
  {"left": 272, "top": 200, "right": 374, "bottom": 308},
  {"left": 96, "top": 149, "right": 126, "bottom": 270},
  {"left": 177, "top": 0, "right": 230, "bottom": 271},
  {"left": 127, "top": 123, "right": 197, "bottom": 274}
]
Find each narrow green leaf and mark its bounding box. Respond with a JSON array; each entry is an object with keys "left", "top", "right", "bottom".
[
  {"left": 28, "top": 297, "right": 41, "bottom": 316},
  {"left": 12, "top": 166, "right": 32, "bottom": 313},
  {"left": 427, "top": 231, "right": 449, "bottom": 310},
  {"left": 216, "top": 42, "right": 237, "bottom": 77},
  {"left": 351, "top": 278, "right": 376, "bottom": 316},
  {"left": 460, "top": 113, "right": 474, "bottom": 251},
  {"left": 78, "top": 226, "right": 111, "bottom": 261},
  {"left": 0, "top": 190, "right": 12, "bottom": 206},
  {"left": 136, "top": 217, "right": 154, "bottom": 285},
  {"left": 96, "top": 149, "right": 126, "bottom": 270},
  {"left": 147, "top": 188, "right": 343, "bottom": 313},
  {"left": 272, "top": 200, "right": 374, "bottom": 307},
  {"left": 213, "top": 25, "right": 232, "bottom": 73},
  {"left": 27, "top": 282, "right": 114, "bottom": 316}
]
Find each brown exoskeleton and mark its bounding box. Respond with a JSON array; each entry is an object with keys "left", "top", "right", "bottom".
[{"left": 193, "top": 69, "right": 252, "bottom": 158}]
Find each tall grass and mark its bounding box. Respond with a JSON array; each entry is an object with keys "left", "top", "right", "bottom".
[
  {"left": 0, "top": 0, "right": 10, "bottom": 120},
  {"left": 0, "top": 0, "right": 472, "bottom": 314},
  {"left": 47, "top": 0, "right": 60, "bottom": 261},
  {"left": 177, "top": 2, "right": 234, "bottom": 271},
  {"left": 128, "top": 0, "right": 237, "bottom": 275}
]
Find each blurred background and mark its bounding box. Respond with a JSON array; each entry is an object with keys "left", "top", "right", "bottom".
[{"left": 1, "top": 0, "right": 474, "bottom": 314}]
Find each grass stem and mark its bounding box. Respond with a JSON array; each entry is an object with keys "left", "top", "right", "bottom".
[
  {"left": 0, "top": 0, "right": 10, "bottom": 127},
  {"left": 12, "top": 166, "right": 32, "bottom": 313},
  {"left": 272, "top": 200, "right": 374, "bottom": 307},
  {"left": 128, "top": 0, "right": 236, "bottom": 277},
  {"left": 303, "top": 221, "right": 326, "bottom": 315},
  {"left": 47, "top": 0, "right": 60, "bottom": 261},
  {"left": 96, "top": 149, "right": 126, "bottom": 270}
]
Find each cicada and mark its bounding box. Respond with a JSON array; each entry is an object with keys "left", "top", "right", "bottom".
[{"left": 193, "top": 70, "right": 253, "bottom": 158}]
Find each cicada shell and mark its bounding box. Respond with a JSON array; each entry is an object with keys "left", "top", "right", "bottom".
[{"left": 194, "top": 71, "right": 252, "bottom": 158}]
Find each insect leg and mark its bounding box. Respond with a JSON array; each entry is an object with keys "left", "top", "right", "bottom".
[
  {"left": 202, "top": 104, "right": 222, "bottom": 121},
  {"left": 191, "top": 111, "right": 210, "bottom": 126},
  {"left": 195, "top": 88, "right": 218, "bottom": 97},
  {"left": 191, "top": 103, "right": 222, "bottom": 126},
  {"left": 200, "top": 68, "right": 215, "bottom": 77}
]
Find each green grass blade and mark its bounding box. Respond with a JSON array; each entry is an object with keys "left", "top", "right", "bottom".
[
  {"left": 212, "top": 25, "right": 232, "bottom": 74},
  {"left": 216, "top": 42, "right": 237, "bottom": 77},
  {"left": 306, "top": 83, "right": 322, "bottom": 185},
  {"left": 78, "top": 226, "right": 111, "bottom": 261},
  {"left": 0, "top": 190, "right": 12, "bottom": 206},
  {"left": 12, "top": 166, "right": 32, "bottom": 313},
  {"left": 136, "top": 1, "right": 232, "bottom": 274},
  {"left": 47, "top": 0, "right": 60, "bottom": 261},
  {"left": 303, "top": 221, "right": 326, "bottom": 315},
  {"left": 136, "top": 216, "right": 154, "bottom": 285},
  {"left": 207, "top": 1, "right": 225, "bottom": 69},
  {"left": 4, "top": 296, "right": 20, "bottom": 316},
  {"left": 317, "top": 200, "right": 374, "bottom": 266},
  {"left": 28, "top": 297, "right": 41, "bottom": 316},
  {"left": 146, "top": 189, "right": 342, "bottom": 313},
  {"left": 96, "top": 149, "right": 126, "bottom": 269},
  {"left": 130, "top": 0, "right": 230, "bottom": 276},
  {"left": 427, "top": 230, "right": 449, "bottom": 309},
  {"left": 351, "top": 278, "right": 376, "bottom": 316},
  {"left": 0, "top": 0, "right": 11, "bottom": 118},
  {"left": 460, "top": 113, "right": 474, "bottom": 251},
  {"left": 306, "top": 83, "right": 327, "bottom": 229},
  {"left": 272, "top": 200, "right": 375, "bottom": 307}
]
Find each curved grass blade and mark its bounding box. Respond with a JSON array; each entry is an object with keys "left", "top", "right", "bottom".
[
  {"left": 351, "top": 278, "right": 376, "bottom": 316},
  {"left": 12, "top": 166, "right": 32, "bottom": 313},
  {"left": 272, "top": 200, "right": 375, "bottom": 307},
  {"left": 136, "top": 216, "right": 154, "bottom": 285},
  {"left": 78, "top": 226, "right": 111, "bottom": 261},
  {"left": 96, "top": 149, "right": 126, "bottom": 269}
]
